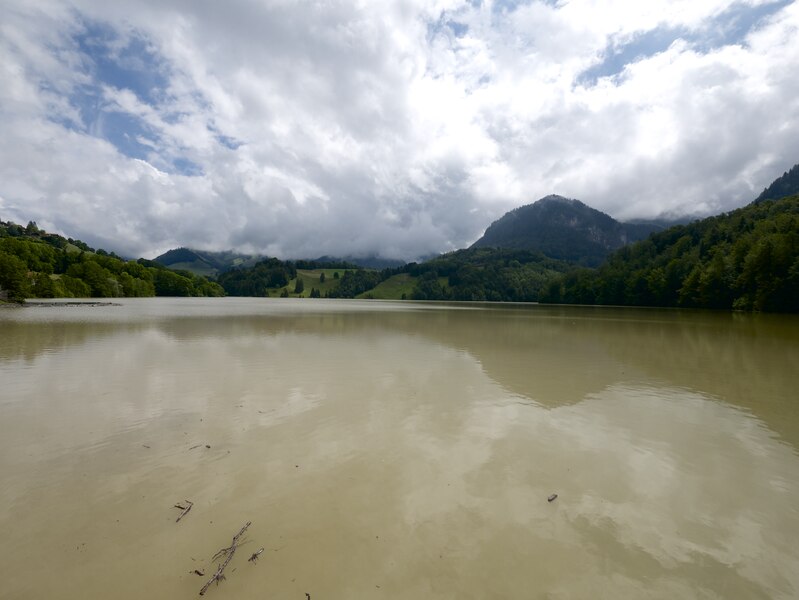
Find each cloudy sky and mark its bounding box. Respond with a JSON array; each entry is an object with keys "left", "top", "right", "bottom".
[{"left": 1, "top": 0, "right": 798, "bottom": 260}]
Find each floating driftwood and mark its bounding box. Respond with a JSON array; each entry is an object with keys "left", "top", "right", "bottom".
[
  {"left": 199, "top": 521, "right": 251, "bottom": 596},
  {"left": 248, "top": 548, "right": 264, "bottom": 563},
  {"left": 174, "top": 500, "right": 194, "bottom": 522}
]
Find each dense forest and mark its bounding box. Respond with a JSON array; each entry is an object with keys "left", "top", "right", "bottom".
[
  {"left": 541, "top": 195, "right": 799, "bottom": 312},
  {"left": 0, "top": 220, "right": 223, "bottom": 302},
  {"left": 402, "top": 247, "right": 569, "bottom": 301}
]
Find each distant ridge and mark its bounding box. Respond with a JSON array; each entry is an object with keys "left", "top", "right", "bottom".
[
  {"left": 312, "top": 255, "right": 406, "bottom": 269},
  {"left": 470, "top": 195, "right": 663, "bottom": 266},
  {"left": 154, "top": 247, "right": 408, "bottom": 276},
  {"left": 154, "top": 247, "right": 262, "bottom": 277}
]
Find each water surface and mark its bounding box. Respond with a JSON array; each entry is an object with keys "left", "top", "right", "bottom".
[{"left": 1, "top": 298, "right": 798, "bottom": 599}]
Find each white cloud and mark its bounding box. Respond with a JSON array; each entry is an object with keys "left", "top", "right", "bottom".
[{"left": 0, "top": 0, "right": 797, "bottom": 259}]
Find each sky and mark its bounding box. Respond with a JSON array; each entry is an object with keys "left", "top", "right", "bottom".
[{"left": 1, "top": 0, "right": 798, "bottom": 260}]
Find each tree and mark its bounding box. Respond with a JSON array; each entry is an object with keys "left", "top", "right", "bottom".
[
  {"left": 0, "top": 251, "right": 30, "bottom": 301},
  {"left": 293, "top": 277, "right": 304, "bottom": 294},
  {"left": 151, "top": 268, "right": 195, "bottom": 296},
  {"left": 319, "top": 272, "right": 326, "bottom": 283},
  {"left": 67, "top": 260, "right": 120, "bottom": 297}
]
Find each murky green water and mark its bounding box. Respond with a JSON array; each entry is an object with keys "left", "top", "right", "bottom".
[{"left": 1, "top": 298, "right": 798, "bottom": 599}]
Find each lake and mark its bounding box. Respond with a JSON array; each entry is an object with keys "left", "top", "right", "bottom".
[{"left": 1, "top": 298, "right": 798, "bottom": 599}]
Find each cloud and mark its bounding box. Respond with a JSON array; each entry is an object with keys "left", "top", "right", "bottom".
[{"left": 0, "top": 0, "right": 798, "bottom": 259}]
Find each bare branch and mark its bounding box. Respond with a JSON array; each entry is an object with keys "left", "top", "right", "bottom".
[
  {"left": 199, "top": 522, "right": 251, "bottom": 596},
  {"left": 174, "top": 500, "right": 194, "bottom": 522}
]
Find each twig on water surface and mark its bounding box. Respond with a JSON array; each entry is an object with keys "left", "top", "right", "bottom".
[
  {"left": 248, "top": 547, "right": 264, "bottom": 563},
  {"left": 199, "top": 521, "right": 252, "bottom": 596},
  {"left": 174, "top": 500, "right": 194, "bottom": 522}
]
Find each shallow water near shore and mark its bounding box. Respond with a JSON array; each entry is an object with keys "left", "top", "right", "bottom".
[{"left": 1, "top": 298, "right": 798, "bottom": 599}]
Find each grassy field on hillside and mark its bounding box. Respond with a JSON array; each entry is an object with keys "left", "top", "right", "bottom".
[
  {"left": 281, "top": 268, "right": 358, "bottom": 297},
  {"left": 356, "top": 273, "right": 415, "bottom": 299}
]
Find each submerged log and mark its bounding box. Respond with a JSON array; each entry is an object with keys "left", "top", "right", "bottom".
[{"left": 199, "top": 521, "right": 251, "bottom": 596}]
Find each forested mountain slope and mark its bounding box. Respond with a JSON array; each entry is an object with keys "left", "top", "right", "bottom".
[
  {"left": 0, "top": 220, "right": 223, "bottom": 302},
  {"left": 403, "top": 247, "right": 570, "bottom": 301},
  {"left": 542, "top": 195, "right": 799, "bottom": 312},
  {"left": 754, "top": 163, "right": 799, "bottom": 203}
]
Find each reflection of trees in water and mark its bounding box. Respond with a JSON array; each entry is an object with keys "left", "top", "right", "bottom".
[
  {"left": 3, "top": 302, "right": 798, "bottom": 443},
  {"left": 0, "top": 320, "right": 140, "bottom": 363},
  {"left": 168, "top": 304, "right": 798, "bottom": 445}
]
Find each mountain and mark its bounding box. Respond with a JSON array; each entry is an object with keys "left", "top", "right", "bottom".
[
  {"left": 754, "top": 163, "right": 799, "bottom": 203},
  {"left": 470, "top": 195, "right": 664, "bottom": 266}
]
